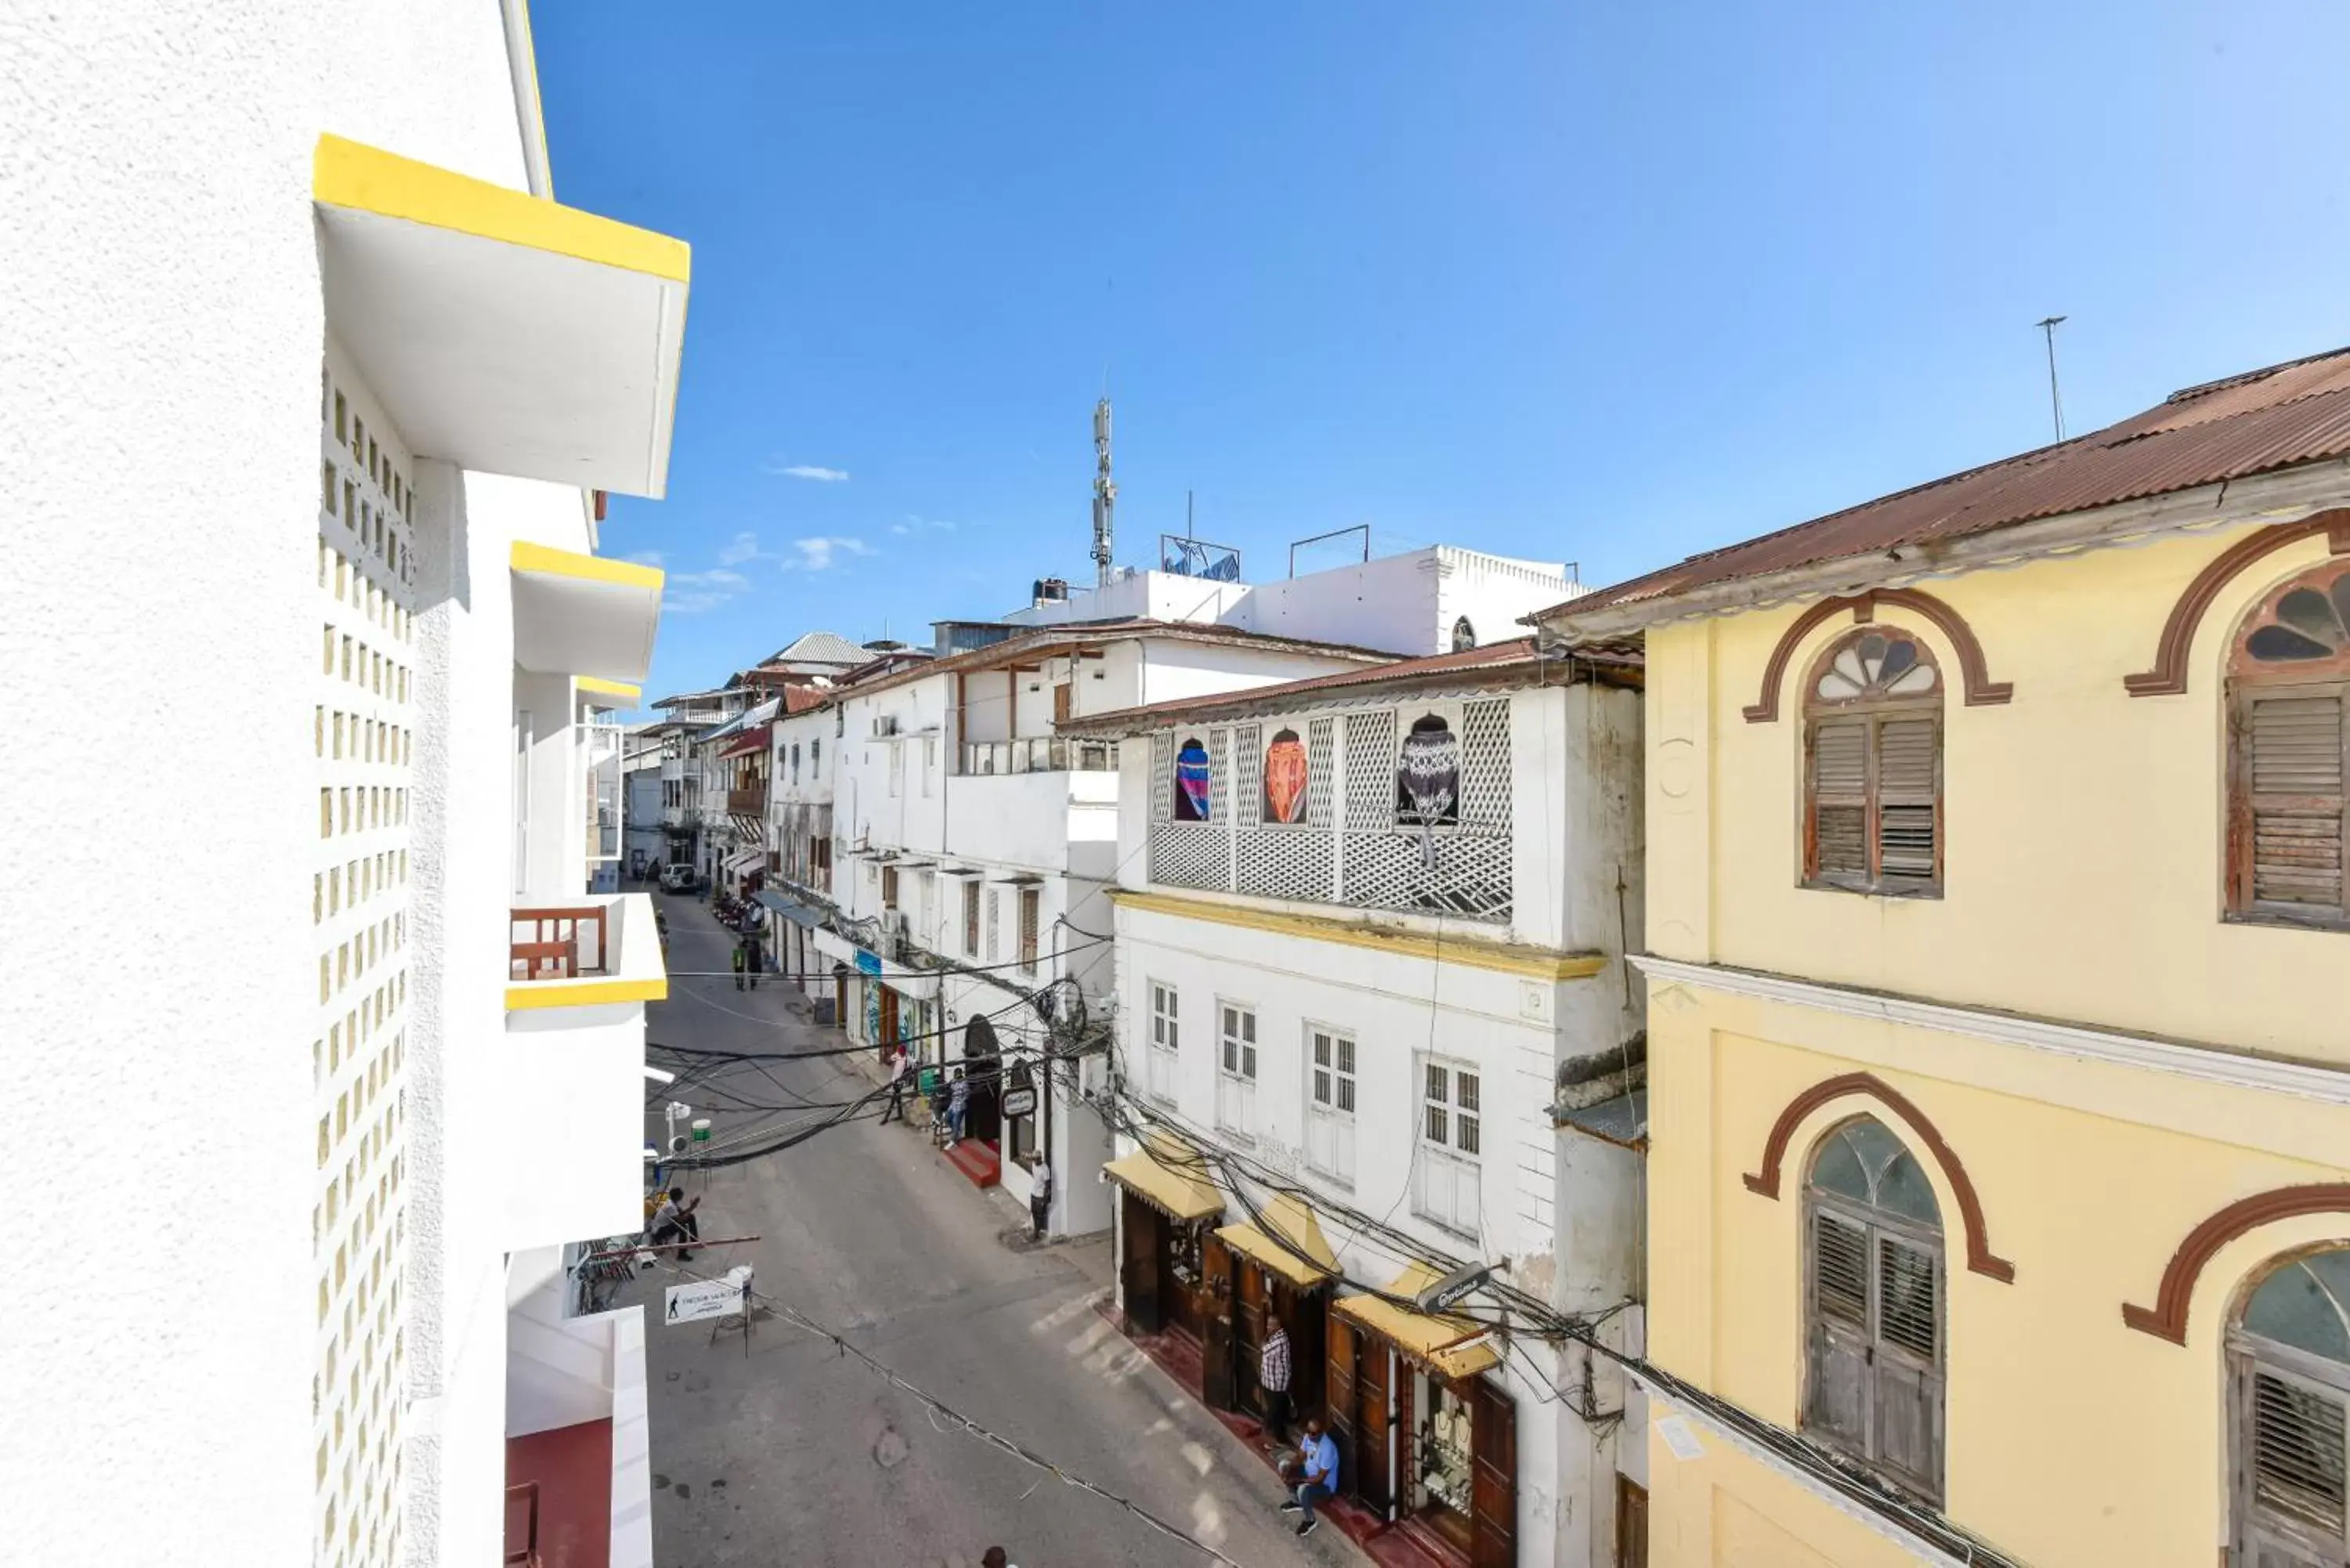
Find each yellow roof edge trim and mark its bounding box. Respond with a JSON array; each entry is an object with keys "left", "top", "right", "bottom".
[
  {"left": 504, "top": 976, "right": 669, "bottom": 1012},
  {"left": 314, "top": 133, "right": 689, "bottom": 284},
  {"left": 511, "top": 539, "right": 665, "bottom": 592},
  {"left": 577, "top": 677, "right": 642, "bottom": 703}
]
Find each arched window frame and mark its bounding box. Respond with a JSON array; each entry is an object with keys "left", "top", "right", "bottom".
[
  {"left": 2228, "top": 1247, "right": 2350, "bottom": 1563},
  {"left": 1800, "top": 627, "right": 1944, "bottom": 896},
  {"left": 1800, "top": 1115, "right": 1947, "bottom": 1503},
  {"left": 2225, "top": 560, "right": 2350, "bottom": 930}
]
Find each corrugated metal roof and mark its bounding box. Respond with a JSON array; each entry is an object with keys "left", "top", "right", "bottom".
[
  {"left": 763, "top": 630, "right": 876, "bottom": 666},
  {"left": 1543, "top": 345, "right": 2350, "bottom": 623},
  {"left": 718, "top": 723, "right": 772, "bottom": 760},
  {"left": 1061, "top": 636, "right": 1641, "bottom": 735}
]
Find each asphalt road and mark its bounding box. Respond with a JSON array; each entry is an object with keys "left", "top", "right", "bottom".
[{"left": 620, "top": 887, "right": 1358, "bottom": 1568}]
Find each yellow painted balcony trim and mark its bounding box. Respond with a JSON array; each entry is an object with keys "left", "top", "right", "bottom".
[
  {"left": 511, "top": 540, "right": 666, "bottom": 592},
  {"left": 576, "top": 676, "right": 642, "bottom": 703},
  {"left": 1109, "top": 888, "right": 1607, "bottom": 981},
  {"left": 504, "top": 974, "right": 669, "bottom": 1012},
  {"left": 314, "top": 133, "right": 689, "bottom": 283}
]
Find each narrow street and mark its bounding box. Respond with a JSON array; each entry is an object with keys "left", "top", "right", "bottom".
[{"left": 622, "top": 891, "right": 1355, "bottom": 1568}]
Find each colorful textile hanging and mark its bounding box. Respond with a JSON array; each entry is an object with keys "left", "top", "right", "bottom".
[
  {"left": 1174, "top": 736, "right": 1213, "bottom": 822},
  {"left": 1263, "top": 727, "right": 1309, "bottom": 825}
]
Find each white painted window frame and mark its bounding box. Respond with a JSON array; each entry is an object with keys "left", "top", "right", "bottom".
[
  {"left": 1215, "top": 999, "right": 1258, "bottom": 1140},
  {"left": 1146, "top": 980, "right": 1180, "bottom": 1105},
  {"left": 1304, "top": 1021, "right": 1358, "bottom": 1186},
  {"left": 1413, "top": 1053, "right": 1483, "bottom": 1238}
]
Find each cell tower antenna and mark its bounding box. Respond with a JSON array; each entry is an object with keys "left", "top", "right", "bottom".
[{"left": 1091, "top": 397, "right": 1116, "bottom": 588}]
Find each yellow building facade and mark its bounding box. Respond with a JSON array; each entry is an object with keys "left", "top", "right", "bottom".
[{"left": 1539, "top": 349, "right": 2350, "bottom": 1567}]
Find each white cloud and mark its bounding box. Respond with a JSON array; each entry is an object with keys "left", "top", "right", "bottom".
[
  {"left": 779, "top": 536, "right": 873, "bottom": 573},
  {"left": 660, "top": 565, "right": 753, "bottom": 616},
  {"left": 765, "top": 461, "right": 851, "bottom": 482},
  {"left": 889, "top": 514, "right": 957, "bottom": 537},
  {"left": 626, "top": 549, "right": 667, "bottom": 568},
  {"left": 716, "top": 531, "right": 767, "bottom": 566}
]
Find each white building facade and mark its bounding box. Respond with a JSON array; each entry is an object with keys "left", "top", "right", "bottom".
[
  {"left": 1067, "top": 640, "right": 1648, "bottom": 1568},
  {"left": 1006, "top": 544, "right": 1582, "bottom": 658},
  {"left": 811, "top": 622, "right": 1387, "bottom": 1233},
  {"left": 5, "top": 7, "right": 684, "bottom": 1566}
]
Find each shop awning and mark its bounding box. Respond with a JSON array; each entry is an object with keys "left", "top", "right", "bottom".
[
  {"left": 722, "top": 849, "right": 763, "bottom": 873},
  {"left": 1102, "top": 1137, "right": 1224, "bottom": 1225},
  {"left": 1333, "top": 1262, "right": 1502, "bottom": 1381},
  {"left": 753, "top": 891, "right": 822, "bottom": 929},
  {"left": 1217, "top": 1195, "right": 1337, "bottom": 1288},
  {"left": 313, "top": 134, "right": 689, "bottom": 499}
]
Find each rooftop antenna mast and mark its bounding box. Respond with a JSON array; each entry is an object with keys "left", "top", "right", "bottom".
[
  {"left": 1091, "top": 397, "right": 1116, "bottom": 588},
  {"left": 2036, "top": 315, "right": 2068, "bottom": 441}
]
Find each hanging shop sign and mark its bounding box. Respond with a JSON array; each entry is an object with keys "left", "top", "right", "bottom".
[{"left": 1000, "top": 1086, "right": 1038, "bottom": 1118}]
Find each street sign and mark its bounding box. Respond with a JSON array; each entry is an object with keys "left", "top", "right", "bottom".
[
  {"left": 664, "top": 1269, "right": 750, "bottom": 1327},
  {"left": 1000, "top": 1087, "right": 1037, "bottom": 1118}
]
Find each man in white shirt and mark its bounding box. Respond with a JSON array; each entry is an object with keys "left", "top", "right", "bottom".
[{"left": 1028, "top": 1158, "right": 1052, "bottom": 1240}]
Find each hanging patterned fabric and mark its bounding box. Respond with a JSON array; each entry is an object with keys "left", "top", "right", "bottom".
[
  {"left": 1263, "top": 726, "right": 1309, "bottom": 825},
  {"left": 1174, "top": 735, "right": 1213, "bottom": 822}
]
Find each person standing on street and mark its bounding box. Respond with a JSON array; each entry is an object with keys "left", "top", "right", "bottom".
[
  {"left": 1278, "top": 1417, "right": 1339, "bottom": 1538},
  {"left": 880, "top": 1045, "right": 912, "bottom": 1125},
  {"left": 649, "top": 1187, "right": 701, "bottom": 1263},
  {"left": 946, "top": 1067, "right": 970, "bottom": 1147},
  {"left": 731, "top": 941, "right": 747, "bottom": 990},
  {"left": 1260, "top": 1321, "right": 1293, "bottom": 1443},
  {"left": 1028, "top": 1158, "right": 1052, "bottom": 1240}
]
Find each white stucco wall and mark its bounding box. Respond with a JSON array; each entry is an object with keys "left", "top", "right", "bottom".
[{"left": 2, "top": 7, "right": 631, "bottom": 1566}]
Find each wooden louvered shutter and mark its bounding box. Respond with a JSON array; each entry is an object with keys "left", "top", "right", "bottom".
[
  {"left": 1809, "top": 718, "right": 1870, "bottom": 883},
  {"left": 1804, "top": 1208, "right": 1871, "bottom": 1450},
  {"left": 1871, "top": 1232, "right": 1944, "bottom": 1499},
  {"left": 2234, "top": 687, "right": 2348, "bottom": 921},
  {"left": 2238, "top": 1356, "right": 2350, "bottom": 1564},
  {"left": 1875, "top": 717, "right": 1940, "bottom": 887}
]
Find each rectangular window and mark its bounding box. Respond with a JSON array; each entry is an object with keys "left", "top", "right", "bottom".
[
  {"left": 1806, "top": 713, "right": 1941, "bottom": 894},
  {"left": 1018, "top": 887, "right": 1039, "bottom": 973},
  {"left": 1216, "top": 1003, "right": 1258, "bottom": 1136},
  {"left": 881, "top": 865, "right": 898, "bottom": 910},
  {"left": 923, "top": 735, "right": 936, "bottom": 797},
  {"left": 2230, "top": 683, "right": 2348, "bottom": 927},
  {"left": 1146, "top": 981, "right": 1180, "bottom": 1104},
  {"left": 1414, "top": 1059, "right": 1481, "bottom": 1235},
  {"left": 1306, "top": 1027, "right": 1358, "bottom": 1183},
  {"left": 963, "top": 880, "right": 982, "bottom": 956},
  {"left": 888, "top": 742, "right": 903, "bottom": 797},
  {"left": 986, "top": 889, "right": 1000, "bottom": 961}
]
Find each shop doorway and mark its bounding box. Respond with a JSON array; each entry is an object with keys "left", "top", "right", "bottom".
[
  {"left": 1118, "top": 1192, "right": 1208, "bottom": 1342},
  {"left": 961, "top": 1016, "right": 1001, "bottom": 1146},
  {"left": 1324, "top": 1311, "right": 1517, "bottom": 1566}
]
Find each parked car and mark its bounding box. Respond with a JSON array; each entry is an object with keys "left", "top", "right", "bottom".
[{"left": 658, "top": 864, "right": 700, "bottom": 894}]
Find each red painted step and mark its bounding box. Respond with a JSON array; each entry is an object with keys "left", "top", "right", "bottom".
[{"left": 942, "top": 1138, "right": 1000, "bottom": 1187}]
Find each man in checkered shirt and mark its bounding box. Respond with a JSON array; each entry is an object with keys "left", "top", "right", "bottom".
[{"left": 1260, "top": 1321, "right": 1292, "bottom": 1443}]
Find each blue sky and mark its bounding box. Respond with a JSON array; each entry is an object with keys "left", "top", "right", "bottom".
[{"left": 537, "top": 3, "right": 2350, "bottom": 709}]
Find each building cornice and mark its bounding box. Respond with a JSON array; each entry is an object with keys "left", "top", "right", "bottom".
[
  {"left": 1630, "top": 954, "right": 2350, "bottom": 1106},
  {"left": 1113, "top": 887, "right": 1607, "bottom": 981}
]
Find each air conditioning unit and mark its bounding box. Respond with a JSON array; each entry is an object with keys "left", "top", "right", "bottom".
[
  {"left": 873, "top": 716, "right": 900, "bottom": 738},
  {"left": 881, "top": 909, "right": 912, "bottom": 961}
]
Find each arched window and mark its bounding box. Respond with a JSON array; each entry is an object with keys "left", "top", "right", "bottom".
[
  {"left": 2226, "top": 562, "right": 2350, "bottom": 928},
  {"left": 1452, "top": 616, "right": 1477, "bottom": 653},
  {"left": 1802, "top": 1116, "right": 1945, "bottom": 1500},
  {"left": 2231, "top": 1248, "right": 2350, "bottom": 1563},
  {"left": 1802, "top": 627, "right": 1942, "bottom": 895}
]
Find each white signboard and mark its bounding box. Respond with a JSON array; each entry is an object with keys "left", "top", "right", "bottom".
[
  {"left": 1656, "top": 1414, "right": 1705, "bottom": 1462},
  {"left": 664, "top": 1267, "right": 752, "bottom": 1327}
]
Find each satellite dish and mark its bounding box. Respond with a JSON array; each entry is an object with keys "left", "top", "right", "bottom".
[{"left": 669, "top": 1135, "right": 689, "bottom": 1154}]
